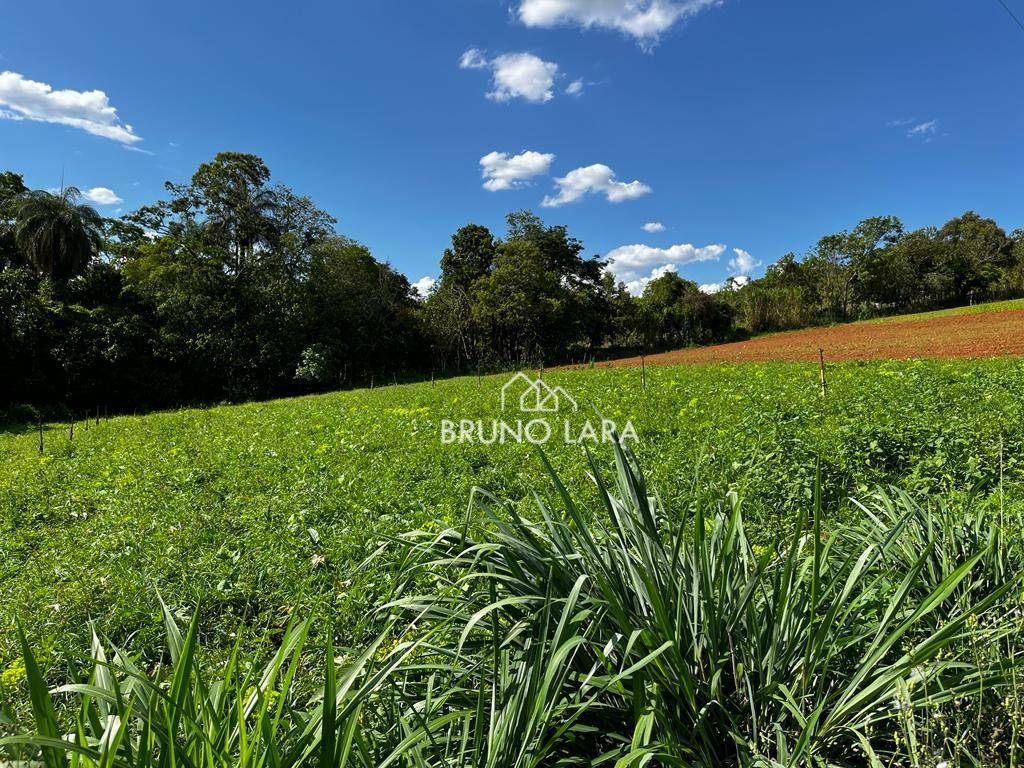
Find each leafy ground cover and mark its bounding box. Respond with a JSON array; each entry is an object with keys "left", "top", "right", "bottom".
[
  {"left": 3, "top": 444, "right": 1022, "bottom": 765},
  {"left": 1, "top": 358, "right": 1023, "bottom": 712}
]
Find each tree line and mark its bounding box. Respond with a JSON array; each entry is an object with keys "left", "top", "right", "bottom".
[{"left": 2, "top": 152, "right": 1022, "bottom": 412}]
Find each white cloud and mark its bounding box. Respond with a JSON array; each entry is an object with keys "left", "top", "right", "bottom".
[
  {"left": 517, "top": 0, "right": 723, "bottom": 46},
  {"left": 487, "top": 53, "right": 559, "bottom": 103},
  {"left": 642, "top": 221, "right": 665, "bottom": 233},
  {"left": 606, "top": 241, "right": 725, "bottom": 295},
  {"left": 701, "top": 274, "right": 750, "bottom": 294},
  {"left": 459, "top": 48, "right": 489, "bottom": 70},
  {"left": 728, "top": 247, "right": 758, "bottom": 275},
  {"left": 0, "top": 71, "right": 141, "bottom": 145},
  {"left": 480, "top": 150, "right": 555, "bottom": 191},
  {"left": 460, "top": 49, "right": 566, "bottom": 104},
  {"left": 542, "top": 164, "right": 651, "bottom": 207},
  {"left": 889, "top": 117, "right": 940, "bottom": 140},
  {"left": 907, "top": 119, "right": 938, "bottom": 138},
  {"left": 411, "top": 276, "right": 437, "bottom": 298},
  {"left": 608, "top": 242, "right": 725, "bottom": 276},
  {"left": 81, "top": 187, "right": 122, "bottom": 205},
  {"left": 624, "top": 263, "right": 679, "bottom": 295}
]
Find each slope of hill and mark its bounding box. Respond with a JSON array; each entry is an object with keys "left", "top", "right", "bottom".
[
  {"left": 2, "top": 357, "right": 1024, "bottom": 685},
  {"left": 603, "top": 299, "right": 1024, "bottom": 367}
]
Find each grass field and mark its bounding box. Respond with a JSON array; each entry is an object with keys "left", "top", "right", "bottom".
[{"left": 3, "top": 357, "right": 1024, "bottom": 705}]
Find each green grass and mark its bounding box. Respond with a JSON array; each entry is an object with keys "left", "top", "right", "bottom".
[
  {"left": 866, "top": 297, "right": 1024, "bottom": 323},
  {"left": 4, "top": 444, "right": 1022, "bottom": 765},
  {"left": 2, "top": 358, "right": 1024, "bottom": 710}
]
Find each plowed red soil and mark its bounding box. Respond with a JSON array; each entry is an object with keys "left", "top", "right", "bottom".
[{"left": 599, "top": 309, "right": 1024, "bottom": 367}]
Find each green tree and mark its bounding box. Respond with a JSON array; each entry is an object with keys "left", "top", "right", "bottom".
[
  {"left": 14, "top": 187, "right": 104, "bottom": 281},
  {"left": 846, "top": 216, "right": 904, "bottom": 309},
  {"left": 305, "top": 236, "right": 420, "bottom": 384},
  {"left": 439, "top": 224, "right": 496, "bottom": 291},
  {"left": 428, "top": 212, "right": 609, "bottom": 369},
  {"left": 0, "top": 172, "right": 28, "bottom": 270},
  {"left": 637, "top": 272, "right": 733, "bottom": 349},
  {"left": 472, "top": 239, "right": 561, "bottom": 365},
  {"left": 936, "top": 211, "right": 1014, "bottom": 302}
]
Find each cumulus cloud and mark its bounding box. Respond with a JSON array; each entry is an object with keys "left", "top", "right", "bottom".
[
  {"left": 642, "top": 221, "right": 665, "bottom": 233},
  {"left": 81, "top": 187, "right": 122, "bottom": 205},
  {"left": 542, "top": 164, "right": 651, "bottom": 207},
  {"left": 565, "top": 78, "right": 584, "bottom": 96},
  {"left": 460, "top": 49, "right": 560, "bottom": 103},
  {"left": 480, "top": 150, "right": 555, "bottom": 191},
  {"left": 0, "top": 70, "right": 141, "bottom": 145},
  {"left": 728, "top": 247, "right": 758, "bottom": 276},
  {"left": 606, "top": 241, "right": 725, "bottom": 295},
  {"left": 411, "top": 276, "right": 437, "bottom": 298},
  {"left": 488, "top": 52, "right": 559, "bottom": 102},
  {"left": 517, "top": 0, "right": 723, "bottom": 46},
  {"left": 699, "top": 282, "right": 723, "bottom": 294},
  {"left": 608, "top": 242, "right": 725, "bottom": 276}
]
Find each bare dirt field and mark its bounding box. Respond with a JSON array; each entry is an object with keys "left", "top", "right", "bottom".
[{"left": 601, "top": 308, "right": 1024, "bottom": 367}]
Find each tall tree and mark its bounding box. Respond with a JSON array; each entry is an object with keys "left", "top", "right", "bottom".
[
  {"left": 936, "top": 211, "right": 1014, "bottom": 302},
  {"left": 439, "top": 224, "right": 497, "bottom": 291},
  {"left": 0, "top": 171, "right": 28, "bottom": 267},
  {"left": 14, "top": 187, "right": 103, "bottom": 281},
  {"left": 637, "top": 272, "right": 733, "bottom": 349},
  {"left": 190, "top": 152, "right": 278, "bottom": 271}
]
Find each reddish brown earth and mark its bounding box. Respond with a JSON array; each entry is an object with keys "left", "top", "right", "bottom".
[{"left": 598, "top": 309, "right": 1024, "bottom": 367}]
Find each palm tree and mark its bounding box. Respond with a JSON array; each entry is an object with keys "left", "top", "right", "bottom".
[{"left": 14, "top": 186, "right": 103, "bottom": 280}]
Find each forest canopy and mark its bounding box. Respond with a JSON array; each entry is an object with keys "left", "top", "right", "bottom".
[{"left": 2, "top": 153, "right": 1022, "bottom": 411}]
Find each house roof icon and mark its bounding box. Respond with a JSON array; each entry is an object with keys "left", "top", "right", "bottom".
[{"left": 500, "top": 372, "right": 578, "bottom": 413}]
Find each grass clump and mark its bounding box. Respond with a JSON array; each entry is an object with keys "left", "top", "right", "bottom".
[{"left": 3, "top": 444, "right": 1023, "bottom": 765}]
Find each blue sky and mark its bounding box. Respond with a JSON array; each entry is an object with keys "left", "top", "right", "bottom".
[{"left": 2, "top": 0, "right": 1023, "bottom": 293}]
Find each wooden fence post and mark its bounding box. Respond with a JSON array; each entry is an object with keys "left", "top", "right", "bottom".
[
  {"left": 641, "top": 354, "right": 647, "bottom": 390},
  {"left": 818, "top": 348, "right": 827, "bottom": 397}
]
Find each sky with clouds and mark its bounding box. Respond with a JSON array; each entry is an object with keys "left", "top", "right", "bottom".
[{"left": 2, "top": 0, "right": 1023, "bottom": 294}]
